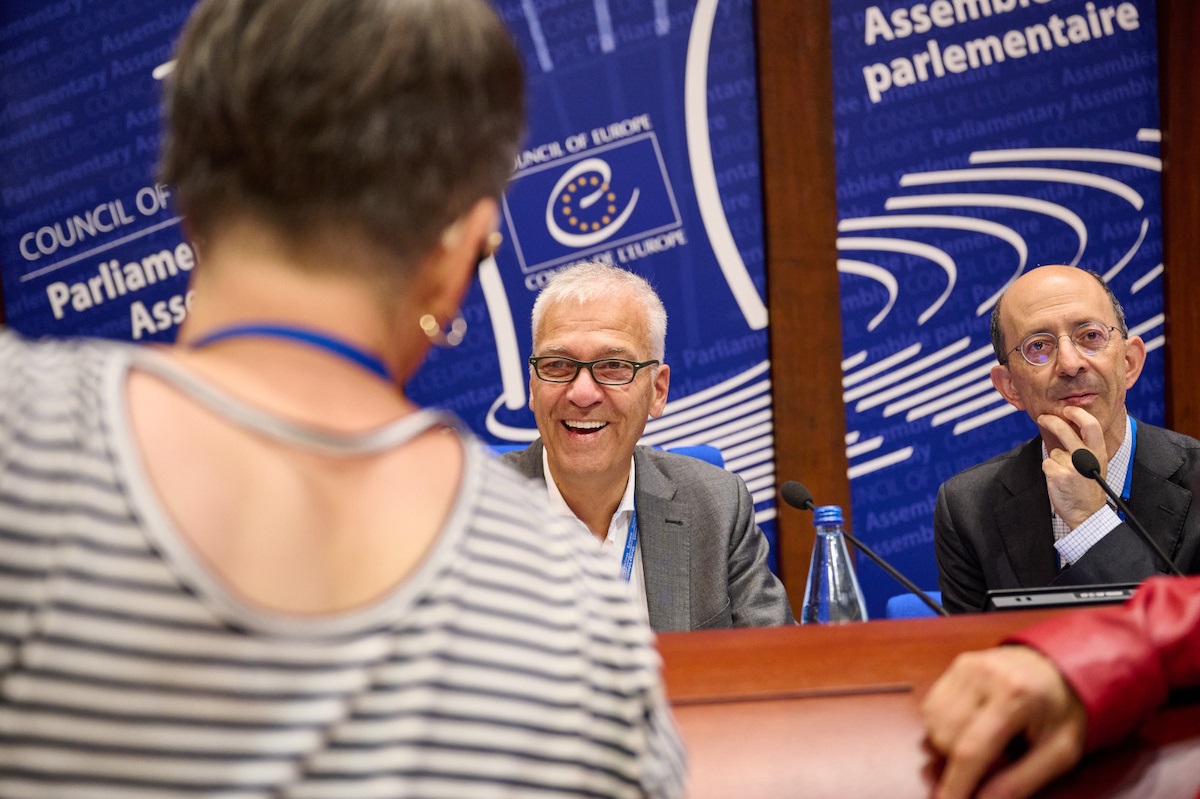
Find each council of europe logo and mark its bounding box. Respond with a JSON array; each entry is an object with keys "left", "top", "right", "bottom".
[
  {"left": 502, "top": 131, "right": 681, "bottom": 274},
  {"left": 546, "top": 158, "right": 639, "bottom": 248}
]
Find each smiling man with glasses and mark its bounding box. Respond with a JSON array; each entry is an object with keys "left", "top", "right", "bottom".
[
  {"left": 501, "top": 261, "right": 793, "bottom": 631},
  {"left": 934, "top": 265, "right": 1200, "bottom": 613}
]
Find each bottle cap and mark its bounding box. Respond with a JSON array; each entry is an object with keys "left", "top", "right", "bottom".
[{"left": 813, "top": 505, "right": 843, "bottom": 525}]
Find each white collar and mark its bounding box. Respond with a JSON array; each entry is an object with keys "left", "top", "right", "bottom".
[{"left": 541, "top": 447, "right": 637, "bottom": 541}]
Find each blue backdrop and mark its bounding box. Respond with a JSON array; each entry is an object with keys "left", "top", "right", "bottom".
[
  {"left": 0, "top": 0, "right": 782, "bottom": 564},
  {"left": 830, "top": 0, "right": 1165, "bottom": 616}
]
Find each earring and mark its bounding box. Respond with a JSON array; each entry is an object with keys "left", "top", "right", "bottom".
[
  {"left": 420, "top": 314, "right": 467, "bottom": 348},
  {"left": 476, "top": 231, "right": 504, "bottom": 267}
]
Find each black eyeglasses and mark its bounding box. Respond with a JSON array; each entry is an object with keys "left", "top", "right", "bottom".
[
  {"left": 529, "top": 356, "right": 659, "bottom": 385},
  {"left": 1002, "top": 322, "right": 1119, "bottom": 366}
]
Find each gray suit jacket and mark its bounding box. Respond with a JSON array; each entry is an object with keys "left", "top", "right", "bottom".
[
  {"left": 935, "top": 420, "right": 1200, "bottom": 613},
  {"left": 500, "top": 441, "right": 794, "bottom": 632}
]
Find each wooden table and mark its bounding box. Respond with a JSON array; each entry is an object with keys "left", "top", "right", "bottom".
[{"left": 657, "top": 611, "right": 1200, "bottom": 798}]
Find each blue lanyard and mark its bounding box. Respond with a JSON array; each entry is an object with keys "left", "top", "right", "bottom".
[
  {"left": 620, "top": 510, "right": 639, "bottom": 583},
  {"left": 190, "top": 324, "right": 393, "bottom": 382},
  {"left": 1118, "top": 417, "right": 1137, "bottom": 519},
  {"left": 1122, "top": 417, "right": 1137, "bottom": 501}
]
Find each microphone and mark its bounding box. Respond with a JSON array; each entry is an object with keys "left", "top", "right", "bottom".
[
  {"left": 1070, "top": 449, "right": 1184, "bottom": 577},
  {"left": 780, "top": 480, "right": 814, "bottom": 511},
  {"left": 780, "top": 480, "right": 949, "bottom": 617}
]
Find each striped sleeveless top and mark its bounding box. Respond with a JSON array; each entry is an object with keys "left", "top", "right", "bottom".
[{"left": 0, "top": 331, "right": 685, "bottom": 798}]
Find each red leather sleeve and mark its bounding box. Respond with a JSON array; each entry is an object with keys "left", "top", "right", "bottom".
[{"left": 1006, "top": 575, "right": 1200, "bottom": 752}]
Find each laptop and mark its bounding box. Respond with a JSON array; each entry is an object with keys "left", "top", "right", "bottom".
[{"left": 984, "top": 582, "right": 1140, "bottom": 611}]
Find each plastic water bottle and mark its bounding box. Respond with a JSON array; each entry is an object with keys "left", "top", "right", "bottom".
[{"left": 801, "top": 505, "right": 868, "bottom": 624}]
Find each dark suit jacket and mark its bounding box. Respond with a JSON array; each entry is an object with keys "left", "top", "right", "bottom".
[
  {"left": 500, "top": 441, "right": 794, "bottom": 632},
  {"left": 935, "top": 420, "right": 1200, "bottom": 613}
]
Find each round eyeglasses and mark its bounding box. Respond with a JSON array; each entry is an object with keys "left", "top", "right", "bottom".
[
  {"left": 1003, "top": 322, "right": 1119, "bottom": 366},
  {"left": 529, "top": 356, "right": 659, "bottom": 385}
]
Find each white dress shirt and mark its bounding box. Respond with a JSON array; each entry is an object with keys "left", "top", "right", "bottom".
[{"left": 541, "top": 449, "right": 650, "bottom": 625}]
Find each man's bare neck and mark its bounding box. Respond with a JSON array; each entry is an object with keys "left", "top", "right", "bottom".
[{"left": 554, "top": 471, "right": 629, "bottom": 541}]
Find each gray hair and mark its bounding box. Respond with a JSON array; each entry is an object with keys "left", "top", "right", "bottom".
[
  {"left": 531, "top": 262, "right": 668, "bottom": 361},
  {"left": 160, "top": 0, "right": 525, "bottom": 279},
  {"left": 990, "top": 267, "right": 1128, "bottom": 364}
]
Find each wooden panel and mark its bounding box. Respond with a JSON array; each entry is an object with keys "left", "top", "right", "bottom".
[
  {"left": 1160, "top": 0, "right": 1200, "bottom": 439},
  {"left": 675, "top": 692, "right": 1200, "bottom": 799},
  {"left": 659, "top": 610, "right": 1064, "bottom": 701},
  {"left": 755, "top": 2, "right": 848, "bottom": 597},
  {"left": 658, "top": 615, "right": 1200, "bottom": 799},
  {"left": 675, "top": 693, "right": 929, "bottom": 798}
]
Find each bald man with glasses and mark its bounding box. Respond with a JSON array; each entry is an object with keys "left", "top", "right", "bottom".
[
  {"left": 935, "top": 265, "right": 1200, "bottom": 613},
  {"left": 501, "top": 261, "right": 793, "bottom": 631}
]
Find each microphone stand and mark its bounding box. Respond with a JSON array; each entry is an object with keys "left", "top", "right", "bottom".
[
  {"left": 840, "top": 528, "right": 949, "bottom": 617},
  {"left": 780, "top": 481, "right": 948, "bottom": 617},
  {"left": 1071, "top": 449, "right": 1183, "bottom": 577}
]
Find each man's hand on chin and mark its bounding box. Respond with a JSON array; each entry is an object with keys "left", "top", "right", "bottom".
[{"left": 1037, "top": 407, "right": 1108, "bottom": 529}]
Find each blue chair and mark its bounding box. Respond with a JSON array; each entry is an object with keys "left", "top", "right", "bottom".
[
  {"left": 663, "top": 444, "right": 724, "bottom": 469},
  {"left": 885, "top": 591, "right": 944, "bottom": 619}
]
